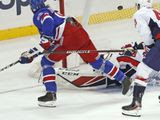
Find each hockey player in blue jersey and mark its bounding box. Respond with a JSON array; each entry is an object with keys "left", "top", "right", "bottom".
[{"left": 19, "top": 0, "right": 131, "bottom": 107}]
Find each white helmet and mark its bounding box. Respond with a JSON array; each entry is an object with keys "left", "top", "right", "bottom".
[{"left": 136, "top": 0, "right": 153, "bottom": 9}]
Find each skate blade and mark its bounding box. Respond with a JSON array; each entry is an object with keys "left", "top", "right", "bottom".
[
  {"left": 122, "top": 109, "right": 141, "bottom": 117},
  {"left": 38, "top": 101, "right": 56, "bottom": 108}
]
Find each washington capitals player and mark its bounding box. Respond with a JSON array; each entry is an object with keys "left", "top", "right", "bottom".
[
  {"left": 122, "top": 0, "right": 160, "bottom": 117},
  {"left": 19, "top": 0, "right": 131, "bottom": 107}
]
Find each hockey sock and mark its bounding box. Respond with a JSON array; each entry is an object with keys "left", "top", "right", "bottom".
[{"left": 90, "top": 57, "right": 125, "bottom": 81}]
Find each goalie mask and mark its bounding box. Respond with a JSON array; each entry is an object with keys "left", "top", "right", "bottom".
[
  {"left": 29, "top": 0, "right": 47, "bottom": 13},
  {"left": 136, "top": 0, "right": 153, "bottom": 10}
]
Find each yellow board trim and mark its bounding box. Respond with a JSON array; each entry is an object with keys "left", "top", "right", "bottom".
[
  {"left": 76, "top": 7, "right": 136, "bottom": 25},
  {"left": 0, "top": 4, "right": 159, "bottom": 41},
  {"left": 0, "top": 25, "right": 38, "bottom": 41}
]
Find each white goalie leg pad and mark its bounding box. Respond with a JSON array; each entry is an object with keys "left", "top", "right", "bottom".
[
  {"left": 38, "top": 101, "right": 56, "bottom": 107},
  {"left": 28, "top": 62, "right": 42, "bottom": 78},
  {"left": 122, "top": 107, "right": 141, "bottom": 117}
]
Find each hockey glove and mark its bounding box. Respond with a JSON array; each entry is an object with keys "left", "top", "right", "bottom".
[
  {"left": 19, "top": 47, "right": 41, "bottom": 64},
  {"left": 132, "top": 42, "right": 145, "bottom": 50},
  {"left": 121, "top": 43, "right": 136, "bottom": 56},
  {"left": 40, "top": 35, "right": 56, "bottom": 52}
]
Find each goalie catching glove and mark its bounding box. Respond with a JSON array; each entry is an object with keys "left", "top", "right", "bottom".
[{"left": 19, "top": 47, "right": 42, "bottom": 64}]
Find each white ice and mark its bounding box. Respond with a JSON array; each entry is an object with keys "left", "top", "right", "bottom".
[{"left": 0, "top": 19, "right": 160, "bottom": 120}]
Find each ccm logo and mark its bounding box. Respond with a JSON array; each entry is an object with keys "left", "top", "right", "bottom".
[
  {"left": 62, "top": 71, "right": 79, "bottom": 76},
  {"left": 0, "top": 0, "right": 29, "bottom": 15}
]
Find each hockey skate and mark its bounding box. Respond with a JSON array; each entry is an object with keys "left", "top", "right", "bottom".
[
  {"left": 159, "top": 95, "right": 160, "bottom": 103},
  {"left": 122, "top": 85, "right": 145, "bottom": 117},
  {"left": 121, "top": 76, "right": 132, "bottom": 95},
  {"left": 38, "top": 92, "right": 57, "bottom": 107},
  {"left": 122, "top": 99, "right": 141, "bottom": 117}
]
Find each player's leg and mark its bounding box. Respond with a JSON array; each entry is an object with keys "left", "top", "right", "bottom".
[
  {"left": 38, "top": 56, "right": 57, "bottom": 107},
  {"left": 88, "top": 55, "right": 132, "bottom": 95},
  {"left": 122, "top": 62, "right": 152, "bottom": 117},
  {"left": 143, "top": 41, "right": 160, "bottom": 103},
  {"left": 38, "top": 47, "right": 69, "bottom": 107},
  {"left": 74, "top": 28, "right": 132, "bottom": 94},
  {"left": 122, "top": 41, "right": 160, "bottom": 116}
]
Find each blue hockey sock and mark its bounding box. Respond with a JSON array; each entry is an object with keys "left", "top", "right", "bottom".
[
  {"left": 44, "top": 81, "right": 57, "bottom": 92},
  {"left": 90, "top": 57, "right": 125, "bottom": 81}
]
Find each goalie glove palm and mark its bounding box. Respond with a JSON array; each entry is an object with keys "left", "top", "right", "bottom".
[{"left": 19, "top": 47, "right": 41, "bottom": 64}]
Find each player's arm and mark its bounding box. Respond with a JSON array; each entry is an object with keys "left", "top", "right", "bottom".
[
  {"left": 40, "top": 12, "right": 55, "bottom": 51},
  {"left": 19, "top": 47, "right": 41, "bottom": 64},
  {"left": 41, "top": 12, "right": 55, "bottom": 37},
  {"left": 134, "top": 14, "right": 154, "bottom": 46}
]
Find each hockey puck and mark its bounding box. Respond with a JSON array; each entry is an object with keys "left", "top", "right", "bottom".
[{"left": 117, "top": 5, "right": 123, "bottom": 10}]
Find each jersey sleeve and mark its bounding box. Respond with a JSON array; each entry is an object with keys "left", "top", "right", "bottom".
[
  {"left": 40, "top": 12, "right": 55, "bottom": 37},
  {"left": 133, "top": 13, "right": 154, "bottom": 46}
]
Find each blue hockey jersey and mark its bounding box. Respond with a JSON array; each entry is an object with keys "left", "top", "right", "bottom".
[{"left": 33, "top": 7, "right": 66, "bottom": 39}]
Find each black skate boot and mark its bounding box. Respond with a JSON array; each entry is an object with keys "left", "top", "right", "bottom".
[
  {"left": 121, "top": 76, "right": 132, "bottom": 95},
  {"left": 159, "top": 95, "right": 160, "bottom": 103},
  {"left": 122, "top": 85, "right": 146, "bottom": 117},
  {"left": 38, "top": 92, "right": 57, "bottom": 107}
]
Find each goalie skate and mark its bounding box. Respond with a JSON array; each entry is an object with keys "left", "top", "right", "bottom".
[{"left": 38, "top": 92, "right": 57, "bottom": 107}]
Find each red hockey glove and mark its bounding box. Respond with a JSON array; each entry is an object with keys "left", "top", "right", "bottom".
[{"left": 40, "top": 35, "right": 56, "bottom": 51}]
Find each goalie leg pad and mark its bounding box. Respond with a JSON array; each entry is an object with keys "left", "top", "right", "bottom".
[
  {"left": 41, "top": 56, "right": 57, "bottom": 92},
  {"left": 90, "top": 57, "right": 125, "bottom": 81}
]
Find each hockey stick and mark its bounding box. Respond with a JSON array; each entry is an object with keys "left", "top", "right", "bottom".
[
  {"left": 0, "top": 49, "right": 124, "bottom": 73},
  {"left": 43, "top": 49, "right": 125, "bottom": 54},
  {"left": 0, "top": 60, "right": 20, "bottom": 72}
]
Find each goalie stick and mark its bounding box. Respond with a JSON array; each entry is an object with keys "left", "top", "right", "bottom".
[
  {"left": 55, "top": 53, "right": 112, "bottom": 88},
  {"left": 56, "top": 68, "right": 106, "bottom": 88}
]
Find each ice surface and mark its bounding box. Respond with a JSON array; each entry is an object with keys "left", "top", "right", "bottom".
[{"left": 0, "top": 19, "right": 160, "bottom": 120}]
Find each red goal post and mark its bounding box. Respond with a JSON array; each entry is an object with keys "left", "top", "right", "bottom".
[{"left": 59, "top": 0, "right": 67, "bottom": 68}]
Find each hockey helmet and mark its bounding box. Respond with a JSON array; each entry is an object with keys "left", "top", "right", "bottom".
[
  {"left": 29, "top": 0, "right": 47, "bottom": 12},
  {"left": 136, "top": 0, "right": 153, "bottom": 9}
]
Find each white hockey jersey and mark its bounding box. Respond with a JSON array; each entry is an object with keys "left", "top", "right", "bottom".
[{"left": 133, "top": 7, "right": 160, "bottom": 46}]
